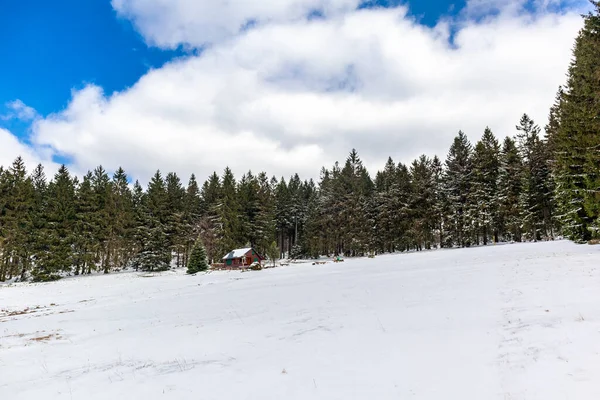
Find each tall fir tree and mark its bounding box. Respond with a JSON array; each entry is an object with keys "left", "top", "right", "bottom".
[
  {"left": 498, "top": 137, "right": 523, "bottom": 241},
  {"left": 443, "top": 131, "right": 474, "bottom": 247},
  {"left": 186, "top": 238, "right": 209, "bottom": 274},
  {"left": 550, "top": 4, "right": 600, "bottom": 241},
  {"left": 34, "top": 165, "right": 77, "bottom": 281},
  {"left": 471, "top": 128, "right": 500, "bottom": 244}
]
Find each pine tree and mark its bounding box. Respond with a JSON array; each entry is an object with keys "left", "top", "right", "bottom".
[
  {"left": 133, "top": 171, "right": 171, "bottom": 271},
  {"left": 409, "top": 155, "right": 436, "bottom": 250},
  {"left": 498, "top": 137, "right": 523, "bottom": 241},
  {"left": 471, "top": 128, "right": 500, "bottom": 245},
  {"left": 516, "top": 114, "right": 554, "bottom": 241},
  {"left": 109, "top": 167, "right": 135, "bottom": 270},
  {"left": 33, "top": 165, "right": 77, "bottom": 281},
  {"left": 339, "top": 149, "right": 373, "bottom": 256},
  {"left": 0, "top": 157, "right": 34, "bottom": 281},
  {"left": 73, "top": 172, "right": 97, "bottom": 275},
  {"left": 186, "top": 238, "right": 209, "bottom": 274},
  {"left": 200, "top": 172, "right": 222, "bottom": 263},
  {"left": 253, "top": 172, "right": 276, "bottom": 256},
  {"left": 215, "top": 167, "right": 241, "bottom": 258},
  {"left": 165, "top": 172, "right": 186, "bottom": 266},
  {"left": 182, "top": 174, "right": 202, "bottom": 267},
  {"left": 443, "top": 131, "right": 474, "bottom": 247},
  {"left": 28, "top": 164, "right": 48, "bottom": 278},
  {"left": 550, "top": 4, "right": 600, "bottom": 240}
]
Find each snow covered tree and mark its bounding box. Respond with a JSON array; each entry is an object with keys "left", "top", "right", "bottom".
[
  {"left": 471, "top": 128, "right": 500, "bottom": 245},
  {"left": 73, "top": 172, "right": 97, "bottom": 276},
  {"left": 0, "top": 157, "right": 34, "bottom": 281},
  {"left": 165, "top": 172, "right": 186, "bottom": 266},
  {"left": 516, "top": 115, "right": 554, "bottom": 241},
  {"left": 498, "top": 137, "right": 523, "bottom": 241},
  {"left": 409, "top": 155, "right": 437, "bottom": 250},
  {"left": 186, "top": 238, "right": 209, "bottom": 274},
  {"left": 133, "top": 171, "right": 171, "bottom": 271},
  {"left": 33, "top": 165, "right": 77, "bottom": 281},
  {"left": 549, "top": 4, "right": 600, "bottom": 241},
  {"left": 443, "top": 131, "right": 474, "bottom": 247}
]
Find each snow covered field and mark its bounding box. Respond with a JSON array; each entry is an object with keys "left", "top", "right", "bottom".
[{"left": 2, "top": 241, "right": 600, "bottom": 399}]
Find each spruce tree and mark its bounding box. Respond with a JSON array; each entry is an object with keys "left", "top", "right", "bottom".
[
  {"left": 110, "top": 167, "right": 135, "bottom": 270},
  {"left": 182, "top": 174, "right": 202, "bottom": 267},
  {"left": 200, "top": 172, "right": 222, "bottom": 263},
  {"left": 165, "top": 172, "right": 186, "bottom": 266},
  {"left": 443, "top": 131, "right": 474, "bottom": 247},
  {"left": 73, "top": 172, "right": 97, "bottom": 275},
  {"left": 498, "top": 137, "right": 523, "bottom": 241},
  {"left": 2, "top": 157, "right": 34, "bottom": 281},
  {"left": 186, "top": 238, "right": 209, "bottom": 274},
  {"left": 33, "top": 165, "right": 76, "bottom": 281},
  {"left": 133, "top": 171, "right": 171, "bottom": 271},
  {"left": 409, "top": 155, "right": 436, "bottom": 250},
  {"left": 471, "top": 128, "right": 500, "bottom": 244},
  {"left": 550, "top": 4, "right": 600, "bottom": 240}
]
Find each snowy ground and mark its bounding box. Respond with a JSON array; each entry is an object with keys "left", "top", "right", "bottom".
[{"left": 2, "top": 241, "right": 600, "bottom": 399}]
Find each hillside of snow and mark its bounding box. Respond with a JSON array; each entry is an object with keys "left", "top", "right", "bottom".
[{"left": 2, "top": 241, "right": 600, "bottom": 399}]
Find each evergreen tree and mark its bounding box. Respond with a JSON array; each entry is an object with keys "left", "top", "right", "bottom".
[
  {"left": 409, "top": 155, "right": 436, "bottom": 250},
  {"left": 471, "top": 128, "right": 500, "bottom": 244},
  {"left": 182, "top": 174, "right": 202, "bottom": 267},
  {"left": 216, "top": 167, "right": 241, "bottom": 257},
  {"left": 34, "top": 165, "right": 77, "bottom": 281},
  {"left": 0, "top": 157, "right": 34, "bottom": 281},
  {"left": 186, "top": 238, "right": 209, "bottom": 274},
  {"left": 550, "top": 4, "right": 600, "bottom": 240},
  {"left": 498, "top": 137, "right": 523, "bottom": 241},
  {"left": 516, "top": 114, "right": 554, "bottom": 240},
  {"left": 109, "top": 167, "right": 135, "bottom": 270},
  {"left": 165, "top": 172, "right": 186, "bottom": 266},
  {"left": 443, "top": 131, "right": 474, "bottom": 247},
  {"left": 73, "top": 172, "right": 97, "bottom": 275},
  {"left": 28, "top": 164, "right": 48, "bottom": 278},
  {"left": 133, "top": 171, "right": 171, "bottom": 271},
  {"left": 199, "top": 172, "right": 222, "bottom": 263}
]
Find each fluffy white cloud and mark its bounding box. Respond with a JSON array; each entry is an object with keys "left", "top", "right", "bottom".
[
  {"left": 464, "top": 0, "right": 589, "bottom": 16},
  {"left": 2, "top": 99, "right": 38, "bottom": 121},
  {"left": 29, "top": 4, "right": 584, "bottom": 184},
  {"left": 0, "top": 128, "right": 58, "bottom": 175},
  {"left": 112, "top": 0, "right": 361, "bottom": 48}
]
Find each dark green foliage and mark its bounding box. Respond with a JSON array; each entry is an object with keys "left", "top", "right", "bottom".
[
  {"left": 186, "top": 238, "right": 209, "bottom": 274},
  {"left": 498, "top": 137, "right": 523, "bottom": 241},
  {"left": 548, "top": 4, "right": 600, "bottom": 241},
  {"left": 32, "top": 165, "right": 76, "bottom": 281},
  {"left": 443, "top": 131, "right": 474, "bottom": 247},
  {"left": 471, "top": 128, "right": 501, "bottom": 245}
]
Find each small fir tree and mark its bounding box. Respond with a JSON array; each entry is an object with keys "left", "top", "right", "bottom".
[{"left": 186, "top": 239, "right": 209, "bottom": 274}]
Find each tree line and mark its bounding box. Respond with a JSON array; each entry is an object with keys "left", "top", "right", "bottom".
[{"left": 0, "top": 113, "right": 556, "bottom": 282}]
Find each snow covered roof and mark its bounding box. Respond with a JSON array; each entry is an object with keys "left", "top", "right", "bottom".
[{"left": 222, "top": 248, "right": 253, "bottom": 260}]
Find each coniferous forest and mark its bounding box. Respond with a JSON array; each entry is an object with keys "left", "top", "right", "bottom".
[{"left": 1, "top": 5, "right": 599, "bottom": 282}]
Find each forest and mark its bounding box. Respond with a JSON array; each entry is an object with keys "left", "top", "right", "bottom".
[{"left": 0, "top": 5, "right": 599, "bottom": 282}]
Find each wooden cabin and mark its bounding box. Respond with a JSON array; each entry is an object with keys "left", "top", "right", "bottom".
[{"left": 222, "top": 248, "right": 263, "bottom": 268}]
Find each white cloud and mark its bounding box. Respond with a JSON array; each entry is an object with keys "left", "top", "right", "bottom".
[
  {"left": 112, "top": 0, "right": 361, "bottom": 48},
  {"left": 2, "top": 100, "right": 38, "bottom": 121},
  {"left": 464, "top": 0, "right": 590, "bottom": 17},
  {"left": 27, "top": 4, "right": 584, "bottom": 183},
  {"left": 0, "top": 128, "right": 58, "bottom": 176}
]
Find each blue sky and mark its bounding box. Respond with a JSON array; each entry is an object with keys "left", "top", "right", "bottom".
[
  {"left": 0, "top": 1, "right": 184, "bottom": 136},
  {"left": 0, "top": 0, "right": 586, "bottom": 182},
  {"left": 0, "top": 0, "right": 466, "bottom": 140}
]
